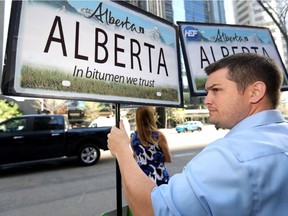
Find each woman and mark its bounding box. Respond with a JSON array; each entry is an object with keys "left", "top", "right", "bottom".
[{"left": 130, "top": 106, "right": 172, "bottom": 186}]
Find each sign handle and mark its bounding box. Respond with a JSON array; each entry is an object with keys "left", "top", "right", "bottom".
[{"left": 115, "top": 103, "right": 122, "bottom": 216}]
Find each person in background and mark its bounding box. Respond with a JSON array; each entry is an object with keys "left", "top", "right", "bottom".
[
  {"left": 130, "top": 106, "right": 172, "bottom": 186},
  {"left": 107, "top": 53, "right": 288, "bottom": 216}
]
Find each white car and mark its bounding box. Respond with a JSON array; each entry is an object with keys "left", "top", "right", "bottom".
[{"left": 89, "top": 117, "right": 130, "bottom": 133}]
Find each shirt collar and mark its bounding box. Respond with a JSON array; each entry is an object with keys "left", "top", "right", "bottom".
[{"left": 226, "top": 110, "right": 285, "bottom": 137}]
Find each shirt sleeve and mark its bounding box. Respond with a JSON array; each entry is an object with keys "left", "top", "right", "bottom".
[
  {"left": 151, "top": 141, "right": 253, "bottom": 216},
  {"left": 151, "top": 172, "right": 207, "bottom": 216}
]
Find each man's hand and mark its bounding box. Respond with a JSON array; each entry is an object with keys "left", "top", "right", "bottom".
[
  {"left": 107, "top": 120, "right": 156, "bottom": 216},
  {"left": 107, "top": 120, "right": 131, "bottom": 158}
]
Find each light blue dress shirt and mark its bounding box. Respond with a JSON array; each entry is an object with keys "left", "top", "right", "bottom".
[{"left": 151, "top": 110, "right": 288, "bottom": 216}]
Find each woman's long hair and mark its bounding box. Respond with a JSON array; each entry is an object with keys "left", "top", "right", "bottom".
[{"left": 136, "top": 106, "right": 158, "bottom": 146}]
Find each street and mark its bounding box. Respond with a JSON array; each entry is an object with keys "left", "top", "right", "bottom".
[{"left": 0, "top": 125, "right": 228, "bottom": 216}]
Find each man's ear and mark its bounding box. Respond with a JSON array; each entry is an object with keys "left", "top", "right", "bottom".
[{"left": 249, "top": 81, "right": 266, "bottom": 104}]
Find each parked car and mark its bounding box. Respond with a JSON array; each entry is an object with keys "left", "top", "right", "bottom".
[
  {"left": 175, "top": 121, "right": 203, "bottom": 133},
  {"left": 0, "top": 114, "right": 111, "bottom": 168}
]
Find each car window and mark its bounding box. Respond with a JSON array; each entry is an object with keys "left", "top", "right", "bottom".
[
  {"left": 33, "top": 116, "right": 61, "bottom": 131},
  {"left": 0, "top": 118, "right": 28, "bottom": 133}
]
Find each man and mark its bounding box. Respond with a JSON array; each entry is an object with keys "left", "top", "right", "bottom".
[{"left": 107, "top": 53, "right": 288, "bottom": 216}]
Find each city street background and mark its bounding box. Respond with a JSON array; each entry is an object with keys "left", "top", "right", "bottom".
[{"left": 0, "top": 125, "right": 228, "bottom": 216}]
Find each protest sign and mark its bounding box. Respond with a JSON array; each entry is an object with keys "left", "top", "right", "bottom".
[
  {"left": 178, "top": 22, "right": 288, "bottom": 96},
  {"left": 2, "top": 1, "right": 182, "bottom": 106}
]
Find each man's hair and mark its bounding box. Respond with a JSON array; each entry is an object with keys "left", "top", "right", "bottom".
[{"left": 204, "top": 53, "right": 283, "bottom": 108}]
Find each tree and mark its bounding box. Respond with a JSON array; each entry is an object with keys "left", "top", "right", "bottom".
[
  {"left": 0, "top": 100, "right": 22, "bottom": 122},
  {"left": 166, "top": 107, "right": 183, "bottom": 128},
  {"left": 156, "top": 107, "right": 166, "bottom": 128},
  {"left": 84, "top": 102, "right": 109, "bottom": 122},
  {"left": 257, "top": 0, "right": 288, "bottom": 55}
]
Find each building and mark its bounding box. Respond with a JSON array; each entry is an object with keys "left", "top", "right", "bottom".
[
  {"left": 126, "top": 0, "right": 174, "bottom": 23},
  {"left": 233, "top": 0, "right": 287, "bottom": 68}
]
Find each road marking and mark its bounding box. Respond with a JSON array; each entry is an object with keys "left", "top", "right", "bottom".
[{"left": 173, "top": 152, "right": 197, "bottom": 158}]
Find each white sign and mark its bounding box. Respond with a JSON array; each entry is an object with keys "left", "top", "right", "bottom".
[
  {"left": 2, "top": 1, "right": 182, "bottom": 106},
  {"left": 178, "top": 22, "right": 288, "bottom": 96}
]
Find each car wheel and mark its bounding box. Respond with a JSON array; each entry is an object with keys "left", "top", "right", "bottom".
[{"left": 77, "top": 143, "right": 100, "bottom": 166}]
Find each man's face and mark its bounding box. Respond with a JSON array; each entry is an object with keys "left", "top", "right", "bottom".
[{"left": 204, "top": 68, "right": 250, "bottom": 129}]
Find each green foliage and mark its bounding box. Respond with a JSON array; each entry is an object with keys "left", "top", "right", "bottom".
[
  {"left": 84, "top": 102, "right": 108, "bottom": 122},
  {"left": 195, "top": 76, "right": 207, "bottom": 91},
  {"left": 21, "top": 65, "right": 179, "bottom": 102},
  {"left": 0, "top": 100, "right": 22, "bottom": 122}
]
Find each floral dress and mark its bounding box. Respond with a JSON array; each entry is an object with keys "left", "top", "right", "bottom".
[{"left": 131, "top": 131, "right": 170, "bottom": 186}]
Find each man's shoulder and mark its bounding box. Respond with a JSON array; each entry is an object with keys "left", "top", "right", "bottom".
[{"left": 217, "top": 124, "right": 288, "bottom": 162}]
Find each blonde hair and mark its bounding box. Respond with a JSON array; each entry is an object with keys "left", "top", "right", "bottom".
[{"left": 136, "top": 106, "right": 158, "bottom": 146}]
